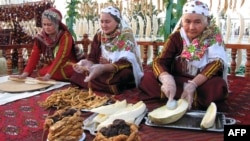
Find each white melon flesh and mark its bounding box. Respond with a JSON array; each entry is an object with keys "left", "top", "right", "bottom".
[
  {"left": 92, "top": 114, "right": 108, "bottom": 123},
  {"left": 96, "top": 101, "right": 146, "bottom": 130},
  {"left": 200, "top": 102, "right": 217, "bottom": 129},
  {"left": 148, "top": 99, "right": 188, "bottom": 124},
  {"left": 90, "top": 99, "right": 127, "bottom": 115}
]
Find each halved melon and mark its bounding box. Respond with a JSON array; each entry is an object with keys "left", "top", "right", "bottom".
[
  {"left": 200, "top": 102, "right": 217, "bottom": 129},
  {"left": 148, "top": 99, "right": 188, "bottom": 124}
]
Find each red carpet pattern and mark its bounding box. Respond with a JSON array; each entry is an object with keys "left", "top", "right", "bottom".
[{"left": 0, "top": 75, "right": 249, "bottom": 141}]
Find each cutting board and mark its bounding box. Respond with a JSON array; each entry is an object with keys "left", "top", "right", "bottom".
[{"left": 0, "top": 77, "right": 56, "bottom": 93}]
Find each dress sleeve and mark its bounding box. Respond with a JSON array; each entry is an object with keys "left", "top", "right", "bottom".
[
  {"left": 23, "top": 41, "right": 40, "bottom": 74},
  {"left": 153, "top": 32, "right": 183, "bottom": 78},
  {"left": 200, "top": 60, "right": 223, "bottom": 78},
  {"left": 112, "top": 59, "right": 132, "bottom": 72}
]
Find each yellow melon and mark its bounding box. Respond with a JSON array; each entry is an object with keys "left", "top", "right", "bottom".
[
  {"left": 200, "top": 102, "right": 217, "bottom": 129},
  {"left": 148, "top": 99, "right": 188, "bottom": 124}
]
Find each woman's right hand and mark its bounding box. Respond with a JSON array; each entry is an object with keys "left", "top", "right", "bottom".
[
  {"left": 9, "top": 72, "right": 28, "bottom": 79},
  {"left": 159, "top": 73, "right": 176, "bottom": 100}
]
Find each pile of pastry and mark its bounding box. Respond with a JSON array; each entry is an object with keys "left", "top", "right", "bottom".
[
  {"left": 44, "top": 107, "right": 84, "bottom": 141},
  {"left": 39, "top": 87, "right": 110, "bottom": 110}
]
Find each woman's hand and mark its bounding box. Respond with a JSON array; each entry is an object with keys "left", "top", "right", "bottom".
[
  {"left": 73, "top": 59, "right": 93, "bottom": 73},
  {"left": 84, "top": 64, "right": 105, "bottom": 82},
  {"left": 73, "top": 64, "right": 88, "bottom": 73},
  {"left": 99, "top": 56, "right": 110, "bottom": 64},
  {"left": 181, "top": 81, "right": 197, "bottom": 110},
  {"left": 76, "top": 59, "right": 93, "bottom": 67},
  {"left": 9, "top": 72, "right": 28, "bottom": 79},
  {"left": 159, "top": 73, "right": 176, "bottom": 101},
  {"left": 36, "top": 74, "right": 51, "bottom": 81}
]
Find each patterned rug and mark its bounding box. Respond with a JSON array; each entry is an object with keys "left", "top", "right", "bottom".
[
  {"left": 84, "top": 75, "right": 250, "bottom": 141},
  {"left": 0, "top": 75, "right": 249, "bottom": 141}
]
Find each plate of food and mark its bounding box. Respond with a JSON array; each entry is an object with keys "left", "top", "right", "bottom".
[
  {"left": 38, "top": 87, "right": 111, "bottom": 110},
  {"left": 44, "top": 108, "right": 85, "bottom": 140},
  {"left": 83, "top": 100, "right": 147, "bottom": 135},
  {"left": 47, "top": 132, "right": 86, "bottom": 141}
]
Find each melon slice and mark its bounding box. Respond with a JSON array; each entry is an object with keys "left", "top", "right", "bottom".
[
  {"left": 90, "top": 100, "right": 127, "bottom": 115},
  {"left": 92, "top": 114, "right": 108, "bottom": 123},
  {"left": 148, "top": 99, "right": 188, "bottom": 124},
  {"left": 96, "top": 101, "right": 146, "bottom": 130},
  {"left": 200, "top": 102, "right": 217, "bottom": 129}
]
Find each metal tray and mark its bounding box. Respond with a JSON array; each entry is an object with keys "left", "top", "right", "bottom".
[
  {"left": 83, "top": 108, "right": 148, "bottom": 135},
  {"left": 145, "top": 110, "right": 236, "bottom": 132}
]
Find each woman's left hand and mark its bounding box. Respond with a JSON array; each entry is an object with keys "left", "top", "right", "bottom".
[
  {"left": 84, "top": 64, "right": 105, "bottom": 82},
  {"left": 181, "top": 81, "right": 197, "bottom": 110}
]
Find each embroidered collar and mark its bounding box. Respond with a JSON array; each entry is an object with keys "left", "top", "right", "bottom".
[{"left": 101, "top": 29, "right": 132, "bottom": 52}]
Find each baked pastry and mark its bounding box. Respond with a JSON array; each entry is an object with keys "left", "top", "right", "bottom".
[
  {"left": 93, "top": 119, "right": 141, "bottom": 141},
  {"left": 44, "top": 107, "right": 84, "bottom": 141}
]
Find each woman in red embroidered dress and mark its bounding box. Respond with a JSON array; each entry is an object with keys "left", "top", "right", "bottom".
[
  {"left": 10, "top": 8, "right": 77, "bottom": 81},
  {"left": 139, "top": 0, "right": 229, "bottom": 110},
  {"left": 70, "top": 6, "right": 143, "bottom": 94}
]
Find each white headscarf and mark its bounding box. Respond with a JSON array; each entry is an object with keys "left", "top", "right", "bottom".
[{"left": 182, "top": 0, "right": 210, "bottom": 16}]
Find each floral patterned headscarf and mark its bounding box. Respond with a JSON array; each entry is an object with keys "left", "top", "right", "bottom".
[{"left": 180, "top": 19, "right": 224, "bottom": 61}]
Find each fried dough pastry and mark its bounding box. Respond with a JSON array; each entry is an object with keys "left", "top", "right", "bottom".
[
  {"left": 38, "top": 87, "right": 110, "bottom": 110},
  {"left": 44, "top": 107, "right": 84, "bottom": 141},
  {"left": 93, "top": 119, "right": 141, "bottom": 141}
]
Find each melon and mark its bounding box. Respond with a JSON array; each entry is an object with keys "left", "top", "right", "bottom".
[
  {"left": 92, "top": 114, "right": 108, "bottom": 123},
  {"left": 90, "top": 100, "right": 127, "bottom": 115},
  {"left": 166, "top": 100, "right": 177, "bottom": 110},
  {"left": 200, "top": 102, "right": 217, "bottom": 129},
  {"left": 96, "top": 101, "right": 146, "bottom": 130},
  {"left": 148, "top": 99, "right": 188, "bottom": 124}
]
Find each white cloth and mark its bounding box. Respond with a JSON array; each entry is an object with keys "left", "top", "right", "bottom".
[{"left": 0, "top": 76, "right": 70, "bottom": 105}]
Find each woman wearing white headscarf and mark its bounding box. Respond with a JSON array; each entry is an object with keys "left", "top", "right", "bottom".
[
  {"left": 139, "top": 0, "right": 228, "bottom": 110},
  {"left": 70, "top": 6, "right": 143, "bottom": 94}
]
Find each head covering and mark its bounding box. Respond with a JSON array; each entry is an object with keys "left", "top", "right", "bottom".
[
  {"left": 101, "top": 6, "right": 122, "bottom": 22},
  {"left": 182, "top": 0, "right": 210, "bottom": 17},
  {"left": 42, "top": 8, "right": 62, "bottom": 25}
]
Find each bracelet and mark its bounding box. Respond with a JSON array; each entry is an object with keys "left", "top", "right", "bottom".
[{"left": 188, "top": 80, "right": 197, "bottom": 88}]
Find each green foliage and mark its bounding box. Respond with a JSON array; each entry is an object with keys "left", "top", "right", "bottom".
[
  {"left": 65, "top": 0, "right": 81, "bottom": 40},
  {"left": 161, "top": 0, "right": 186, "bottom": 40},
  {"left": 228, "top": 65, "right": 245, "bottom": 75}
]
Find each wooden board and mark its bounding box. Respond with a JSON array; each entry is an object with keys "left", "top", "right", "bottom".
[{"left": 0, "top": 79, "right": 53, "bottom": 93}]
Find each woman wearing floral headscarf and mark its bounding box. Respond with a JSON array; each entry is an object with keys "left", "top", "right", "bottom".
[
  {"left": 10, "top": 8, "right": 77, "bottom": 81},
  {"left": 139, "top": 0, "right": 228, "bottom": 110},
  {"left": 70, "top": 6, "right": 143, "bottom": 94}
]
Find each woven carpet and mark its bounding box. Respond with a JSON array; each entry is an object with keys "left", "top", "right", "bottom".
[
  {"left": 83, "top": 75, "right": 250, "bottom": 141},
  {"left": 0, "top": 75, "right": 249, "bottom": 141}
]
